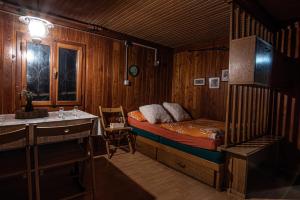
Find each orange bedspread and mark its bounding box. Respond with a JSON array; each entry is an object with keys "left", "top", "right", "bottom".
[
  {"left": 160, "top": 119, "right": 225, "bottom": 140},
  {"left": 128, "top": 117, "right": 225, "bottom": 150}
]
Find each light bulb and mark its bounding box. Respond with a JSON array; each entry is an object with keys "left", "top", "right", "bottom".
[{"left": 28, "top": 19, "right": 47, "bottom": 40}]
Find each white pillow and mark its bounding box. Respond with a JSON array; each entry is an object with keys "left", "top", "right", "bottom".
[
  {"left": 162, "top": 102, "right": 191, "bottom": 122},
  {"left": 139, "top": 104, "right": 173, "bottom": 124}
]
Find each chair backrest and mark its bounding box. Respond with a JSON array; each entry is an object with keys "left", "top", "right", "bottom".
[
  {"left": 0, "top": 126, "right": 29, "bottom": 151},
  {"left": 33, "top": 120, "right": 94, "bottom": 145},
  {"left": 99, "top": 106, "right": 126, "bottom": 129}
]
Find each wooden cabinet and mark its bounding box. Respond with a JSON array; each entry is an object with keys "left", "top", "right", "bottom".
[{"left": 229, "top": 36, "right": 273, "bottom": 86}]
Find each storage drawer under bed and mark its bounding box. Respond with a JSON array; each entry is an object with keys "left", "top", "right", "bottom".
[{"left": 157, "top": 148, "right": 215, "bottom": 186}]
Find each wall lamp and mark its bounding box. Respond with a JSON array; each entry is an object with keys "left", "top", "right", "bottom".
[{"left": 19, "top": 16, "right": 54, "bottom": 43}]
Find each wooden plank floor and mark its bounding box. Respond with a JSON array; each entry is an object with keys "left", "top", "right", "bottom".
[
  {"left": 0, "top": 149, "right": 299, "bottom": 199},
  {"left": 104, "top": 150, "right": 226, "bottom": 200}
]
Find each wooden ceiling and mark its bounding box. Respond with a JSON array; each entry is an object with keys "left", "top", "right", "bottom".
[{"left": 1, "top": 0, "right": 230, "bottom": 48}]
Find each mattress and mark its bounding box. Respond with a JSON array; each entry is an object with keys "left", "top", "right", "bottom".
[
  {"left": 128, "top": 117, "right": 225, "bottom": 151},
  {"left": 130, "top": 123, "right": 224, "bottom": 164}
]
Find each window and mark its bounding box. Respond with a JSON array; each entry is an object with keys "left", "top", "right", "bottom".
[
  {"left": 26, "top": 42, "right": 51, "bottom": 101},
  {"left": 56, "top": 43, "right": 83, "bottom": 105},
  {"left": 19, "top": 35, "right": 84, "bottom": 107}
]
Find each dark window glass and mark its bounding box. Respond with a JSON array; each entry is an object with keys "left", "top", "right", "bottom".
[
  {"left": 26, "top": 42, "right": 50, "bottom": 101},
  {"left": 58, "top": 48, "right": 77, "bottom": 101}
]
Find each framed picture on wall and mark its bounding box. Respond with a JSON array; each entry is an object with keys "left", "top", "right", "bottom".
[
  {"left": 209, "top": 77, "right": 220, "bottom": 89},
  {"left": 221, "top": 69, "right": 229, "bottom": 81},
  {"left": 193, "top": 78, "right": 205, "bottom": 86}
]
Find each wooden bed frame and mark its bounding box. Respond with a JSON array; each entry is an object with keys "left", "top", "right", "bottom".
[{"left": 134, "top": 135, "right": 224, "bottom": 191}]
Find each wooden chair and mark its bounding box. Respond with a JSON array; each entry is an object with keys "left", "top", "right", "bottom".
[
  {"left": 99, "top": 106, "right": 133, "bottom": 158},
  {"left": 33, "top": 120, "right": 96, "bottom": 200},
  {"left": 0, "top": 125, "right": 32, "bottom": 200}
]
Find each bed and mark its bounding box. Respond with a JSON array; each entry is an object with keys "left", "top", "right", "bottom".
[{"left": 128, "top": 117, "right": 225, "bottom": 190}]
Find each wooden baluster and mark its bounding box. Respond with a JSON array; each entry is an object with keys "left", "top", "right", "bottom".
[
  {"left": 267, "top": 31, "right": 270, "bottom": 43},
  {"left": 256, "top": 22, "right": 260, "bottom": 37},
  {"left": 276, "top": 93, "right": 282, "bottom": 136},
  {"left": 258, "top": 88, "right": 263, "bottom": 135},
  {"left": 263, "top": 89, "right": 269, "bottom": 134},
  {"left": 237, "top": 86, "right": 243, "bottom": 143},
  {"left": 260, "top": 88, "right": 265, "bottom": 135},
  {"left": 281, "top": 29, "right": 285, "bottom": 54},
  {"left": 264, "top": 27, "right": 268, "bottom": 41},
  {"left": 295, "top": 22, "right": 299, "bottom": 59},
  {"left": 230, "top": 3, "right": 235, "bottom": 40},
  {"left": 256, "top": 87, "right": 261, "bottom": 136},
  {"left": 251, "top": 19, "right": 256, "bottom": 36},
  {"left": 287, "top": 26, "right": 292, "bottom": 57},
  {"left": 231, "top": 85, "right": 238, "bottom": 144},
  {"left": 252, "top": 87, "right": 257, "bottom": 138},
  {"left": 241, "top": 11, "right": 246, "bottom": 37},
  {"left": 235, "top": 7, "right": 240, "bottom": 39},
  {"left": 271, "top": 32, "right": 274, "bottom": 45},
  {"left": 260, "top": 25, "right": 265, "bottom": 39},
  {"left": 242, "top": 86, "right": 248, "bottom": 142},
  {"left": 276, "top": 31, "right": 280, "bottom": 50},
  {"left": 282, "top": 95, "right": 288, "bottom": 137},
  {"left": 246, "top": 14, "right": 251, "bottom": 37},
  {"left": 289, "top": 98, "right": 296, "bottom": 142},
  {"left": 225, "top": 85, "right": 232, "bottom": 147},
  {"left": 270, "top": 90, "right": 277, "bottom": 135},
  {"left": 247, "top": 87, "right": 253, "bottom": 140}
]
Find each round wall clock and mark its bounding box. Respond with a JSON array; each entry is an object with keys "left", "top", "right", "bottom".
[{"left": 129, "top": 64, "right": 139, "bottom": 77}]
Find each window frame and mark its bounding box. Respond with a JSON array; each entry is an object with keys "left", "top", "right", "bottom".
[
  {"left": 55, "top": 42, "right": 84, "bottom": 106},
  {"left": 21, "top": 38, "right": 54, "bottom": 106},
  {"left": 18, "top": 33, "right": 85, "bottom": 108}
]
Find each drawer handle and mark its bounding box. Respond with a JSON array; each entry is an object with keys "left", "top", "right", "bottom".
[
  {"left": 64, "top": 129, "right": 70, "bottom": 133},
  {"left": 177, "top": 162, "right": 186, "bottom": 168}
]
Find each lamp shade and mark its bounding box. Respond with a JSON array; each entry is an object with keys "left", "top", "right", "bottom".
[{"left": 19, "top": 16, "right": 54, "bottom": 43}]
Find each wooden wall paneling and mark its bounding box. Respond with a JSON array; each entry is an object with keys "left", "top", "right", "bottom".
[
  {"left": 2, "top": 13, "right": 14, "bottom": 114},
  {"left": 172, "top": 40, "right": 229, "bottom": 121},
  {"left": 0, "top": 12, "right": 173, "bottom": 115}
]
